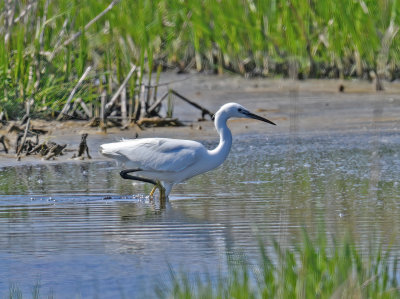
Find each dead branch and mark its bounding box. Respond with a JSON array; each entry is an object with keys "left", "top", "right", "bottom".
[
  {"left": 44, "top": 143, "right": 67, "bottom": 160},
  {"left": 36, "top": 142, "right": 58, "bottom": 157},
  {"left": 16, "top": 118, "right": 30, "bottom": 157},
  {"left": 0, "top": 135, "right": 10, "bottom": 154},
  {"left": 27, "top": 142, "right": 45, "bottom": 155},
  {"left": 170, "top": 89, "right": 214, "bottom": 120},
  {"left": 7, "top": 123, "right": 23, "bottom": 134},
  {"left": 21, "top": 98, "right": 34, "bottom": 125},
  {"left": 68, "top": 97, "right": 84, "bottom": 119},
  {"left": 147, "top": 91, "right": 169, "bottom": 115},
  {"left": 137, "top": 117, "right": 184, "bottom": 127},
  {"left": 72, "top": 133, "right": 91, "bottom": 159}
]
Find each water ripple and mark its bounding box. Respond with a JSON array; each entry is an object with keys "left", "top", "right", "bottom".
[{"left": 0, "top": 131, "right": 399, "bottom": 297}]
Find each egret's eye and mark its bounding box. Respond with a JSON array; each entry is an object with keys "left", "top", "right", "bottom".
[{"left": 238, "top": 108, "right": 242, "bottom": 112}]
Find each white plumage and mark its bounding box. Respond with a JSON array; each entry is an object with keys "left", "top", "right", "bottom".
[
  {"left": 100, "top": 103, "right": 276, "bottom": 197},
  {"left": 101, "top": 138, "right": 204, "bottom": 172}
]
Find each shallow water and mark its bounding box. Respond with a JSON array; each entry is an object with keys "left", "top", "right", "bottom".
[{"left": 0, "top": 131, "right": 399, "bottom": 297}]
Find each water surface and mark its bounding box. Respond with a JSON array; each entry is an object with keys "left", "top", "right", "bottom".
[{"left": 0, "top": 131, "right": 399, "bottom": 297}]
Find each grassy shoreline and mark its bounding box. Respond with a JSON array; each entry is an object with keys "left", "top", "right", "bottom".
[{"left": 1, "top": 0, "right": 399, "bottom": 120}]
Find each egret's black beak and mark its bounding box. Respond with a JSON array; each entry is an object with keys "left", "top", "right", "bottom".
[{"left": 243, "top": 111, "right": 276, "bottom": 125}]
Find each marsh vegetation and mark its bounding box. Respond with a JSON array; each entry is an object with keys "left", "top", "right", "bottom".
[{"left": 1, "top": 0, "right": 399, "bottom": 120}]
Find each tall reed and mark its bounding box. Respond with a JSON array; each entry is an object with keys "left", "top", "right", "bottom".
[{"left": 1, "top": 0, "right": 399, "bottom": 119}]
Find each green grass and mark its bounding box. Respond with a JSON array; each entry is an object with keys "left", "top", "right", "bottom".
[
  {"left": 1, "top": 0, "right": 400, "bottom": 119},
  {"left": 6, "top": 230, "right": 398, "bottom": 298},
  {"left": 158, "top": 230, "right": 399, "bottom": 299}
]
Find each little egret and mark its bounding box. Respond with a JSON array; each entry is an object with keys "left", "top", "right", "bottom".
[{"left": 100, "top": 103, "right": 276, "bottom": 198}]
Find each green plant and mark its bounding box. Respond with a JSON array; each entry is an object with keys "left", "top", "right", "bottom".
[
  {"left": 159, "top": 230, "right": 399, "bottom": 298},
  {"left": 1, "top": 0, "right": 400, "bottom": 120}
]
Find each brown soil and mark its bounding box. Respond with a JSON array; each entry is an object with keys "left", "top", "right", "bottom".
[{"left": 1, "top": 74, "right": 400, "bottom": 168}]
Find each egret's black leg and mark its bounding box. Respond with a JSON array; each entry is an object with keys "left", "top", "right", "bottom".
[
  {"left": 119, "top": 169, "right": 157, "bottom": 185},
  {"left": 120, "top": 169, "right": 166, "bottom": 201}
]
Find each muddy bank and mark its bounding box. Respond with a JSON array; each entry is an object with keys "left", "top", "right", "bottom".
[{"left": 1, "top": 75, "right": 400, "bottom": 168}]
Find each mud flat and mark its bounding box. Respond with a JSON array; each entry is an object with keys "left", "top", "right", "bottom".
[
  {"left": 1, "top": 75, "right": 400, "bottom": 298},
  {"left": 1, "top": 74, "right": 400, "bottom": 168}
]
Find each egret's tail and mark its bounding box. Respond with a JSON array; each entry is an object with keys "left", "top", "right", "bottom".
[{"left": 99, "top": 142, "right": 126, "bottom": 162}]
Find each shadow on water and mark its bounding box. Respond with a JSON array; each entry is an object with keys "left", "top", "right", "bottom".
[{"left": 0, "top": 131, "right": 399, "bottom": 297}]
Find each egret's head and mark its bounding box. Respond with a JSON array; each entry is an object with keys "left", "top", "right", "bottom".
[{"left": 217, "top": 103, "right": 276, "bottom": 125}]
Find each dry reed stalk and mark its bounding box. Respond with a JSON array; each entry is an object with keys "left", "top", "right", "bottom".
[
  {"left": 57, "top": 66, "right": 92, "bottom": 120},
  {"left": 69, "top": 97, "right": 81, "bottom": 117},
  {"left": 128, "top": 93, "right": 134, "bottom": 123},
  {"left": 100, "top": 89, "right": 107, "bottom": 128},
  {"left": 39, "top": 0, "right": 50, "bottom": 51},
  {"left": 376, "top": 20, "right": 399, "bottom": 90},
  {"left": 4, "top": 0, "right": 16, "bottom": 44},
  {"left": 13, "top": 0, "right": 34, "bottom": 23},
  {"left": 139, "top": 83, "right": 146, "bottom": 120},
  {"left": 104, "top": 64, "right": 137, "bottom": 115},
  {"left": 147, "top": 91, "right": 169, "bottom": 115},
  {"left": 120, "top": 87, "right": 127, "bottom": 126},
  {"left": 16, "top": 118, "right": 30, "bottom": 157},
  {"left": 76, "top": 98, "right": 92, "bottom": 118},
  {"left": 52, "top": 0, "right": 121, "bottom": 56},
  {"left": 46, "top": 19, "right": 69, "bottom": 63}
]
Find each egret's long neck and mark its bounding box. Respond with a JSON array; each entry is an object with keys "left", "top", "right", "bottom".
[{"left": 208, "top": 112, "right": 232, "bottom": 165}]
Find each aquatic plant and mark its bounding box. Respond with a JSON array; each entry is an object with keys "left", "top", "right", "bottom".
[
  {"left": 7, "top": 231, "right": 397, "bottom": 298},
  {"left": 158, "top": 231, "right": 399, "bottom": 299},
  {"left": 1, "top": 0, "right": 399, "bottom": 119}
]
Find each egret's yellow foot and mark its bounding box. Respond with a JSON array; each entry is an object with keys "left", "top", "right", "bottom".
[
  {"left": 149, "top": 182, "right": 166, "bottom": 200},
  {"left": 149, "top": 186, "right": 157, "bottom": 197},
  {"left": 159, "top": 186, "right": 166, "bottom": 201}
]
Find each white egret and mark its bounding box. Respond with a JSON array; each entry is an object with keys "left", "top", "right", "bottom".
[{"left": 100, "top": 103, "right": 276, "bottom": 198}]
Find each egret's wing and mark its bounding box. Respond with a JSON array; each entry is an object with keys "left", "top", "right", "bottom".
[{"left": 100, "top": 138, "right": 205, "bottom": 172}]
